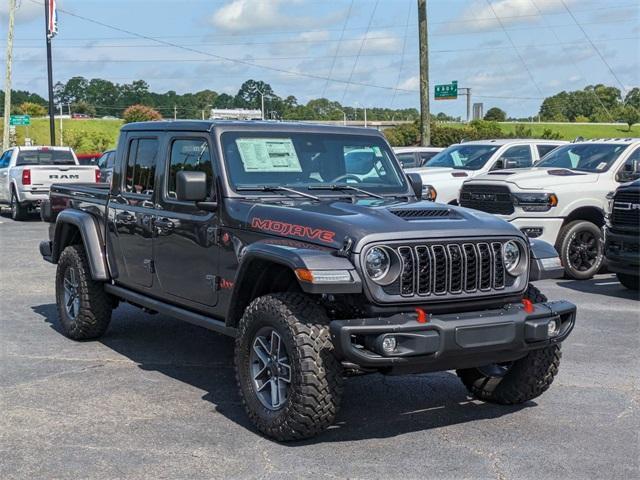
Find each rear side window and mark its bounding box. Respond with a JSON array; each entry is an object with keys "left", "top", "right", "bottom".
[
  {"left": 536, "top": 144, "right": 559, "bottom": 159},
  {"left": 16, "top": 149, "right": 75, "bottom": 166},
  {"left": 418, "top": 151, "right": 438, "bottom": 165},
  {"left": 167, "top": 139, "right": 212, "bottom": 199},
  {"left": 125, "top": 138, "right": 158, "bottom": 195}
]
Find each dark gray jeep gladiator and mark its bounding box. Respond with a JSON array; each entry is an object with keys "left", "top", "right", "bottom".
[{"left": 40, "top": 121, "right": 576, "bottom": 441}]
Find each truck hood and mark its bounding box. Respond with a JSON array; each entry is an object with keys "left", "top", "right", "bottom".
[
  {"left": 223, "top": 196, "right": 525, "bottom": 252},
  {"left": 469, "top": 167, "right": 599, "bottom": 190}
]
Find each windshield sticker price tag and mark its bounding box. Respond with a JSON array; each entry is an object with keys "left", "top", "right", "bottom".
[
  {"left": 236, "top": 138, "right": 302, "bottom": 173},
  {"left": 596, "top": 162, "right": 607, "bottom": 170}
]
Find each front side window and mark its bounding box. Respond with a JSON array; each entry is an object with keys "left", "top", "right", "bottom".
[
  {"left": 418, "top": 151, "right": 439, "bottom": 165},
  {"left": 536, "top": 144, "right": 627, "bottom": 173},
  {"left": 221, "top": 132, "right": 407, "bottom": 195},
  {"left": 617, "top": 147, "right": 640, "bottom": 182},
  {"left": 425, "top": 144, "right": 500, "bottom": 170},
  {"left": 498, "top": 145, "right": 533, "bottom": 169},
  {"left": 124, "top": 138, "right": 158, "bottom": 195},
  {"left": 167, "top": 139, "right": 212, "bottom": 199},
  {"left": 536, "top": 144, "right": 559, "bottom": 159},
  {"left": 16, "top": 149, "right": 75, "bottom": 166},
  {"left": 396, "top": 153, "right": 417, "bottom": 168}
]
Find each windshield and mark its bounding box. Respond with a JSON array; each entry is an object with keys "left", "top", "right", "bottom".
[
  {"left": 17, "top": 149, "right": 76, "bottom": 166},
  {"left": 425, "top": 144, "right": 499, "bottom": 170},
  {"left": 536, "top": 143, "right": 627, "bottom": 172},
  {"left": 221, "top": 132, "right": 407, "bottom": 195}
]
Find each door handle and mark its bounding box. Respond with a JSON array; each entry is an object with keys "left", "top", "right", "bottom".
[
  {"left": 154, "top": 217, "right": 175, "bottom": 234},
  {"left": 115, "top": 211, "right": 135, "bottom": 223}
]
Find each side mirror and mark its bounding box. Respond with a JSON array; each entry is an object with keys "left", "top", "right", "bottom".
[
  {"left": 504, "top": 158, "right": 519, "bottom": 169},
  {"left": 492, "top": 158, "right": 504, "bottom": 170},
  {"left": 617, "top": 159, "right": 640, "bottom": 182},
  {"left": 406, "top": 172, "right": 423, "bottom": 198},
  {"left": 176, "top": 170, "right": 208, "bottom": 202}
]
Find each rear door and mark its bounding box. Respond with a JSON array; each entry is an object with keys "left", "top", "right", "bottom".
[
  {"left": 152, "top": 134, "right": 219, "bottom": 308},
  {"left": 108, "top": 134, "right": 160, "bottom": 289}
]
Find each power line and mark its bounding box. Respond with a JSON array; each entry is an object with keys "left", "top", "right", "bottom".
[
  {"left": 321, "top": 0, "right": 354, "bottom": 98},
  {"left": 559, "top": 0, "right": 629, "bottom": 95},
  {"left": 340, "top": 0, "right": 380, "bottom": 104}
]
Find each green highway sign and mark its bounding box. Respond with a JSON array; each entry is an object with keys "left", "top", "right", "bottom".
[
  {"left": 435, "top": 81, "right": 458, "bottom": 100},
  {"left": 9, "top": 115, "right": 31, "bottom": 126}
]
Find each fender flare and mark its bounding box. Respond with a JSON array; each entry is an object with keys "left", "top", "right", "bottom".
[
  {"left": 528, "top": 238, "right": 564, "bottom": 281},
  {"left": 51, "top": 209, "right": 110, "bottom": 280}
]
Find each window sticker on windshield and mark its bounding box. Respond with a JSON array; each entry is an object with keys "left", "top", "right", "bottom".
[
  {"left": 596, "top": 162, "right": 607, "bottom": 170},
  {"left": 236, "top": 138, "right": 302, "bottom": 172},
  {"left": 372, "top": 146, "right": 383, "bottom": 158}
]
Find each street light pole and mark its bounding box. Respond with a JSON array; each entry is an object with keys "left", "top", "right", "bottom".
[{"left": 3, "top": 0, "right": 16, "bottom": 151}]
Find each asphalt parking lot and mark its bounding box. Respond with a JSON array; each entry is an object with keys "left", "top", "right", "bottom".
[{"left": 1, "top": 214, "right": 638, "bottom": 480}]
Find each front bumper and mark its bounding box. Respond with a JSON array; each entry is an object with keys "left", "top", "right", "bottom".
[
  {"left": 509, "top": 217, "right": 564, "bottom": 245},
  {"left": 330, "top": 300, "right": 576, "bottom": 373},
  {"left": 605, "top": 229, "right": 640, "bottom": 275}
]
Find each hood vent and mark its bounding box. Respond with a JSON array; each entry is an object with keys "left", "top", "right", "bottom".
[
  {"left": 548, "top": 169, "right": 584, "bottom": 176},
  {"left": 488, "top": 171, "right": 516, "bottom": 175},
  {"left": 389, "top": 208, "right": 454, "bottom": 220}
]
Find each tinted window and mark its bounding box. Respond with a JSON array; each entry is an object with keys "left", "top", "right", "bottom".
[
  {"left": 425, "top": 144, "right": 500, "bottom": 170},
  {"left": 106, "top": 152, "right": 115, "bottom": 168},
  {"left": 0, "top": 151, "right": 10, "bottom": 168},
  {"left": 499, "top": 145, "right": 533, "bottom": 168},
  {"left": 16, "top": 149, "right": 75, "bottom": 166},
  {"left": 97, "top": 152, "right": 111, "bottom": 169},
  {"left": 221, "top": 132, "right": 406, "bottom": 195},
  {"left": 537, "top": 144, "right": 627, "bottom": 173},
  {"left": 397, "top": 153, "right": 417, "bottom": 168},
  {"left": 536, "top": 144, "right": 559, "bottom": 159},
  {"left": 418, "top": 151, "right": 438, "bottom": 165},
  {"left": 167, "top": 139, "right": 212, "bottom": 199},
  {"left": 617, "top": 147, "right": 640, "bottom": 182},
  {"left": 125, "top": 138, "right": 158, "bottom": 195}
]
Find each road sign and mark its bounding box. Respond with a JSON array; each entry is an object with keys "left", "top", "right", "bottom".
[
  {"left": 9, "top": 115, "right": 31, "bottom": 126},
  {"left": 435, "top": 81, "right": 458, "bottom": 100}
]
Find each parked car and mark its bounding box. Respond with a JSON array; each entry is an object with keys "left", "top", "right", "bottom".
[
  {"left": 96, "top": 149, "right": 116, "bottom": 184},
  {"left": 406, "top": 139, "right": 567, "bottom": 204},
  {"left": 0, "top": 146, "right": 100, "bottom": 220},
  {"left": 605, "top": 178, "right": 640, "bottom": 290},
  {"left": 39, "top": 120, "right": 575, "bottom": 441},
  {"left": 461, "top": 138, "right": 640, "bottom": 279},
  {"left": 76, "top": 153, "right": 102, "bottom": 166},
  {"left": 394, "top": 146, "right": 444, "bottom": 168}
]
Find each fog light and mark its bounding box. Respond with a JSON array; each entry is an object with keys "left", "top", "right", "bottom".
[
  {"left": 382, "top": 336, "right": 397, "bottom": 353},
  {"left": 547, "top": 319, "right": 559, "bottom": 337}
]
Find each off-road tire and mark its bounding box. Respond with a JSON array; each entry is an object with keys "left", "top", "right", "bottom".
[
  {"left": 456, "top": 284, "right": 562, "bottom": 404},
  {"left": 10, "top": 190, "right": 28, "bottom": 221},
  {"left": 235, "top": 293, "right": 343, "bottom": 441},
  {"left": 55, "top": 245, "right": 112, "bottom": 340},
  {"left": 556, "top": 220, "right": 604, "bottom": 280},
  {"left": 617, "top": 273, "right": 639, "bottom": 291}
]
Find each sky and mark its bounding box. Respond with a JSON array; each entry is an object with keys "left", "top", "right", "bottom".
[{"left": 1, "top": 0, "right": 639, "bottom": 118}]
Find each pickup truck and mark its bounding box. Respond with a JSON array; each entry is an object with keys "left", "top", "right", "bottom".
[
  {"left": 40, "top": 121, "right": 576, "bottom": 441},
  {"left": 605, "top": 179, "right": 640, "bottom": 290},
  {"left": 461, "top": 139, "right": 640, "bottom": 279},
  {"left": 406, "top": 139, "right": 567, "bottom": 204},
  {"left": 0, "top": 146, "right": 99, "bottom": 220}
]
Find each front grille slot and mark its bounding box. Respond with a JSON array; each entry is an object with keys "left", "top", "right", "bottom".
[
  {"left": 432, "top": 245, "right": 448, "bottom": 294},
  {"left": 398, "top": 247, "right": 415, "bottom": 296},
  {"left": 478, "top": 243, "right": 492, "bottom": 290},
  {"left": 463, "top": 243, "right": 478, "bottom": 292},
  {"left": 415, "top": 246, "right": 432, "bottom": 295}
]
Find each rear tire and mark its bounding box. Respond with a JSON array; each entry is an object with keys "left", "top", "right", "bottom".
[
  {"left": 10, "top": 191, "right": 28, "bottom": 221},
  {"left": 556, "top": 220, "right": 604, "bottom": 280},
  {"left": 55, "top": 245, "right": 113, "bottom": 340},
  {"left": 456, "top": 284, "right": 562, "bottom": 404},
  {"left": 235, "top": 293, "right": 343, "bottom": 441},
  {"left": 617, "top": 273, "right": 639, "bottom": 291}
]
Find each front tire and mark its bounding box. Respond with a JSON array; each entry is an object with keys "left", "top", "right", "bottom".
[
  {"left": 617, "top": 273, "right": 639, "bottom": 291},
  {"left": 55, "top": 245, "right": 113, "bottom": 340},
  {"left": 10, "top": 191, "right": 28, "bottom": 221},
  {"left": 456, "top": 285, "right": 562, "bottom": 404},
  {"left": 235, "top": 293, "right": 343, "bottom": 441},
  {"left": 556, "top": 220, "right": 604, "bottom": 280}
]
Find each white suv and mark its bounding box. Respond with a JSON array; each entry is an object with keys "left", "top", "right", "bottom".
[
  {"left": 406, "top": 139, "right": 566, "bottom": 204},
  {"left": 460, "top": 138, "right": 640, "bottom": 279}
]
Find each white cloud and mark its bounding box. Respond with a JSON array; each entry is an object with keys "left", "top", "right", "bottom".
[
  {"left": 443, "top": 0, "right": 578, "bottom": 33},
  {"left": 397, "top": 76, "right": 419, "bottom": 91}
]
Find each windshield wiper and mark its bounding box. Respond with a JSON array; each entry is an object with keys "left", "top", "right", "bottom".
[
  {"left": 308, "top": 183, "right": 384, "bottom": 199},
  {"left": 236, "top": 185, "right": 320, "bottom": 201}
]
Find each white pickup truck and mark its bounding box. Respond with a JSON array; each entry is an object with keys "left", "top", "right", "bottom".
[
  {"left": 460, "top": 138, "right": 640, "bottom": 279},
  {"left": 406, "top": 139, "right": 567, "bottom": 204},
  {"left": 0, "top": 146, "right": 99, "bottom": 220}
]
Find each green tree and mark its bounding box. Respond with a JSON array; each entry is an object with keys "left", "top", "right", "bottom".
[
  {"left": 619, "top": 105, "right": 640, "bottom": 131},
  {"left": 71, "top": 101, "right": 97, "bottom": 117},
  {"left": 63, "top": 129, "right": 85, "bottom": 151},
  {"left": 624, "top": 88, "right": 640, "bottom": 110},
  {"left": 88, "top": 132, "right": 112, "bottom": 152},
  {"left": 122, "top": 104, "right": 162, "bottom": 124},
  {"left": 18, "top": 102, "right": 47, "bottom": 116},
  {"left": 484, "top": 107, "right": 506, "bottom": 122}
]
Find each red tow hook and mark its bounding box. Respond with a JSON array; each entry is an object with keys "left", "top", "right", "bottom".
[
  {"left": 415, "top": 308, "right": 428, "bottom": 323},
  {"left": 522, "top": 299, "right": 534, "bottom": 314}
]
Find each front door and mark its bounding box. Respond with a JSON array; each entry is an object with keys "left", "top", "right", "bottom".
[
  {"left": 153, "top": 135, "right": 219, "bottom": 308},
  {"left": 0, "top": 150, "right": 12, "bottom": 202},
  {"left": 108, "top": 136, "right": 159, "bottom": 289}
]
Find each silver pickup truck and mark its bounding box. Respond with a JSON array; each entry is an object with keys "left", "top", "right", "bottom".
[{"left": 0, "top": 146, "right": 99, "bottom": 220}]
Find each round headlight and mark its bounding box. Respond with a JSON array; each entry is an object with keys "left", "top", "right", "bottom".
[
  {"left": 365, "top": 247, "right": 390, "bottom": 281},
  {"left": 503, "top": 240, "right": 522, "bottom": 275}
]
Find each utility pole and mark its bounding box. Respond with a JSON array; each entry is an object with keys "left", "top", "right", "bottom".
[
  {"left": 364, "top": 106, "right": 367, "bottom": 128},
  {"left": 418, "top": 0, "right": 431, "bottom": 146},
  {"left": 174, "top": 105, "right": 177, "bottom": 120},
  {"left": 44, "top": 0, "right": 56, "bottom": 145},
  {"left": 59, "top": 104, "right": 64, "bottom": 145},
  {"left": 3, "top": 0, "right": 16, "bottom": 151}
]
